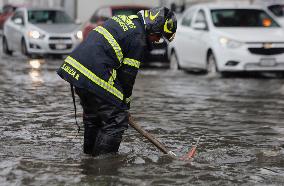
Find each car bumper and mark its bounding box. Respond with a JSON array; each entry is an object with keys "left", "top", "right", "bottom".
[
  {"left": 26, "top": 35, "right": 81, "bottom": 55},
  {"left": 145, "top": 41, "right": 168, "bottom": 63},
  {"left": 215, "top": 44, "right": 284, "bottom": 72}
]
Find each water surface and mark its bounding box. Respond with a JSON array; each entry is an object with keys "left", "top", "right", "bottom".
[{"left": 0, "top": 56, "right": 284, "bottom": 185}]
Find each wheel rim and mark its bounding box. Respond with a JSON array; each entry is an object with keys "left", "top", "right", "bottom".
[
  {"left": 207, "top": 54, "right": 217, "bottom": 75},
  {"left": 170, "top": 52, "right": 179, "bottom": 70}
]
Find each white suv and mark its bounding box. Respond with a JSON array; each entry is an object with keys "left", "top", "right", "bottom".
[{"left": 168, "top": 2, "right": 284, "bottom": 76}]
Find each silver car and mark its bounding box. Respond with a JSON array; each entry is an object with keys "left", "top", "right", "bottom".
[{"left": 2, "top": 7, "right": 83, "bottom": 57}]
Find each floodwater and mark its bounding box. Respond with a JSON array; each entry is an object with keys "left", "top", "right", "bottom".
[{"left": 0, "top": 54, "right": 284, "bottom": 186}]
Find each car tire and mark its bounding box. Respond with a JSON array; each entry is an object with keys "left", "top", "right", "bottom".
[
  {"left": 170, "top": 50, "right": 180, "bottom": 70},
  {"left": 2, "top": 36, "right": 13, "bottom": 56},
  {"left": 21, "top": 38, "right": 30, "bottom": 57},
  {"left": 206, "top": 52, "right": 219, "bottom": 76}
]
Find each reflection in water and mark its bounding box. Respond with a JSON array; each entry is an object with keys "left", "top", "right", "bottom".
[
  {"left": 29, "top": 59, "right": 42, "bottom": 69},
  {"left": 80, "top": 155, "right": 125, "bottom": 176},
  {"left": 29, "top": 70, "right": 43, "bottom": 83},
  {"left": 280, "top": 84, "right": 284, "bottom": 95},
  {"left": 28, "top": 59, "right": 45, "bottom": 83}
]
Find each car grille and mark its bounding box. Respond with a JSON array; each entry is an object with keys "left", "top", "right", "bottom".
[
  {"left": 248, "top": 48, "right": 284, "bottom": 55},
  {"left": 48, "top": 36, "right": 72, "bottom": 50},
  {"left": 49, "top": 37, "right": 71, "bottom": 40}
]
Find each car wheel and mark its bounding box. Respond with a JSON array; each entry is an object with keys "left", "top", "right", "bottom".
[
  {"left": 206, "top": 52, "right": 219, "bottom": 76},
  {"left": 170, "top": 50, "right": 180, "bottom": 70},
  {"left": 2, "top": 36, "right": 13, "bottom": 56},
  {"left": 21, "top": 38, "right": 30, "bottom": 57}
]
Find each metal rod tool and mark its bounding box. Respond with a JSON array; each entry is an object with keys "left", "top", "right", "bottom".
[{"left": 128, "top": 115, "right": 177, "bottom": 157}]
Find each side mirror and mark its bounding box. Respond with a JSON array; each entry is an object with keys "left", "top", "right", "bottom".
[
  {"left": 192, "top": 22, "right": 207, "bottom": 30},
  {"left": 14, "top": 18, "right": 23, "bottom": 25}
]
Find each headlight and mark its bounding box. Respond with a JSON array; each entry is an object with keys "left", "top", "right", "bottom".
[
  {"left": 75, "top": 31, "right": 83, "bottom": 40},
  {"left": 28, "top": 30, "right": 45, "bottom": 39},
  {"left": 219, "top": 37, "right": 243, "bottom": 49}
]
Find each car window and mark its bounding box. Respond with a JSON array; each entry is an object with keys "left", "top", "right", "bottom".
[
  {"left": 181, "top": 8, "right": 195, "bottom": 27},
  {"left": 268, "top": 4, "right": 284, "bottom": 17},
  {"left": 211, "top": 9, "right": 279, "bottom": 27},
  {"left": 195, "top": 9, "right": 206, "bottom": 23},
  {"left": 28, "top": 10, "right": 74, "bottom": 24},
  {"left": 11, "top": 10, "right": 24, "bottom": 23},
  {"left": 90, "top": 10, "right": 99, "bottom": 23},
  {"left": 112, "top": 8, "right": 144, "bottom": 16},
  {"left": 90, "top": 7, "right": 111, "bottom": 23},
  {"left": 3, "top": 5, "right": 17, "bottom": 14}
]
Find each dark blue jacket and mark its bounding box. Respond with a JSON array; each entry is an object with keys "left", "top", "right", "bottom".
[{"left": 57, "top": 15, "right": 147, "bottom": 110}]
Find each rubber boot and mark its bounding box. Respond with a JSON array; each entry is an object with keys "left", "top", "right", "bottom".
[
  {"left": 83, "top": 124, "right": 97, "bottom": 154},
  {"left": 92, "top": 131, "right": 123, "bottom": 156},
  {"left": 83, "top": 114, "right": 99, "bottom": 155}
]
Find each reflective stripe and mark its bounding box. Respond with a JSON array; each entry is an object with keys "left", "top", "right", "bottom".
[
  {"left": 123, "top": 58, "right": 141, "bottom": 68},
  {"left": 112, "top": 16, "right": 128, "bottom": 31},
  {"left": 129, "top": 15, "right": 138, "bottom": 19},
  {"left": 108, "top": 69, "right": 117, "bottom": 86},
  {"left": 65, "top": 56, "right": 124, "bottom": 100},
  {"left": 145, "top": 10, "right": 149, "bottom": 17},
  {"left": 94, "top": 26, "right": 123, "bottom": 63}
]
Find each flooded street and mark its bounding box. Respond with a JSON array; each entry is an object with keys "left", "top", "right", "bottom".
[{"left": 0, "top": 52, "right": 284, "bottom": 185}]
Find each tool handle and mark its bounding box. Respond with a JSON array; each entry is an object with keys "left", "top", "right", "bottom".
[{"left": 129, "top": 115, "right": 169, "bottom": 154}]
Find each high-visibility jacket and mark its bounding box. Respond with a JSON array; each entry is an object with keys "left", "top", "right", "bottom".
[{"left": 57, "top": 15, "right": 147, "bottom": 110}]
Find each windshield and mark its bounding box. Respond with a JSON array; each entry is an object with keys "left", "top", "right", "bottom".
[
  {"left": 28, "top": 10, "right": 74, "bottom": 24},
  {"left": 268, "top": 4, "right": 284, "bottom": 17},
  {"left": 211, "top": 9, "right": 279, "bottom": 27},
  {"left": 2, "top": 5, "right": 17, "bottom": 14},
  {"left": 90, "top": 8, "right": 144, "bottom": 24}
]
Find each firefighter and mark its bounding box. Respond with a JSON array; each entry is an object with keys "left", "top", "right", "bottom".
[{"left": 57, "top": 7, "right": 177, "bottom": 156}]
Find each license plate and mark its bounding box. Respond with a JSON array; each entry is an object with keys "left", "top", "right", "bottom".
[
  {"left": 150, "top": 49, "right": 166, "bottom": 55},
  {"left": 259, "top": 58, "right": 276, "bottom": 67},
  {"left": 55, "top": 44, "right": 67, "bottom": 50}
]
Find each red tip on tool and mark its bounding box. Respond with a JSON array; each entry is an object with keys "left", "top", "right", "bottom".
[
  {"left": 180, "top": 136, "right": 202, "bottom": 161},
  {"left": 187, "top": 146, "right": 197, "bottom": 159}
]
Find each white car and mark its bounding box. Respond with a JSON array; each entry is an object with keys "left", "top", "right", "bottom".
[
  {"left": 2, "top": 7, "right": 83, "bottom": 57},
  {"left": 168, "top": 3, "right": 284, "bottom": 76}
]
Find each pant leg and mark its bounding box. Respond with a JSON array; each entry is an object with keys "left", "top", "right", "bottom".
[
  {"left": 75, "top": 88, "right": 101, "bottom": 155},
  {"left": 93, "top": 103, "right": 129, "bottom": 156},
  {"left": 75, "top": 87, "right": 129, "bottom": 156}
]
